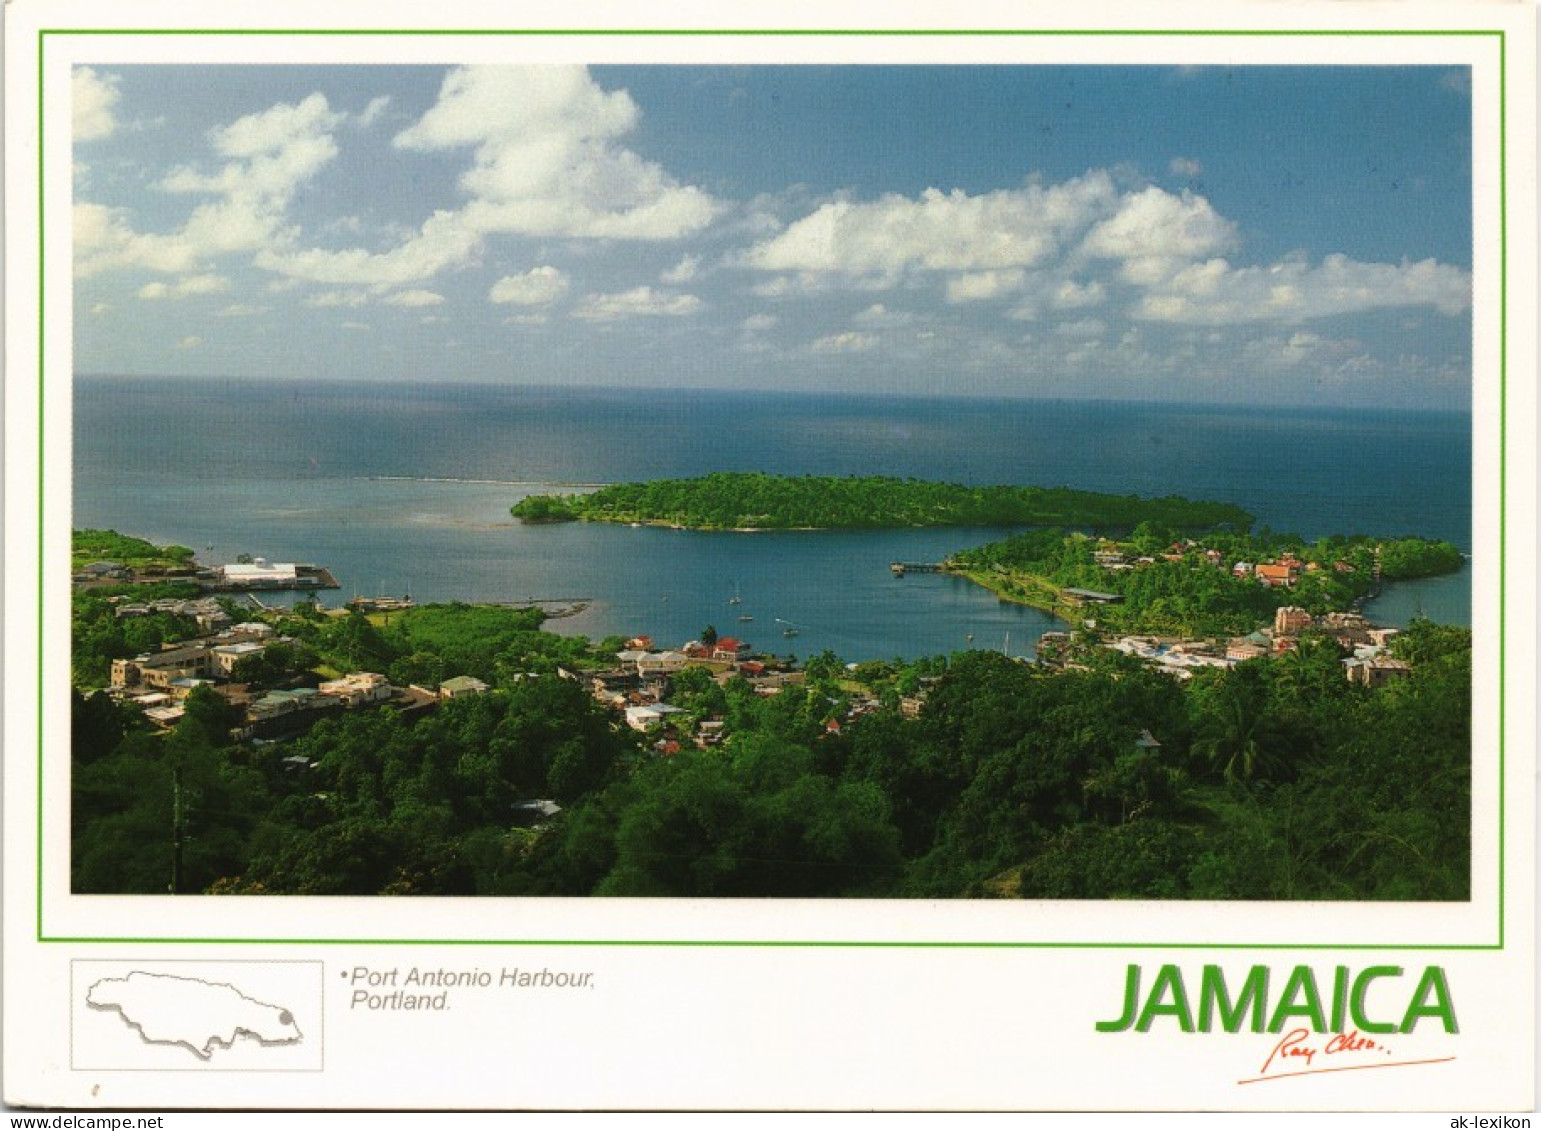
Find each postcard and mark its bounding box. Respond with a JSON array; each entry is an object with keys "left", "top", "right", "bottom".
[{"left": 4, "top": 0, "right": 1536, "bottom": 1113}]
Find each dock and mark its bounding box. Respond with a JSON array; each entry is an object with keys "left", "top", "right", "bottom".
[
  {"left": 891, "top": 562, "right": 946, "bottom": 575},
  {"left": 201, "top": 564, "right": 341, "bottom": 593}
]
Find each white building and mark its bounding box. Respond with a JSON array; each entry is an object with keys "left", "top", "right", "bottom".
[
  {"left": 220, "top": 559, "right": 298, "bottom": 587},
  {"left": 319, "top": 672, "right": 393, "bottom": 707},
  {"left": 211, "top": 641, "right": 266, "bottom": 676}
]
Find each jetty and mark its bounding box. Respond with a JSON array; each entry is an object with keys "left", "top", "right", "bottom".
[{"left": 202, "top": 562, "right": 340, "bottom": 594}]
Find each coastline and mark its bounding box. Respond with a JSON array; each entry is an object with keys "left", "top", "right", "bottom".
[{"left": 947, "top": 566, "right": 1078, "bottom": 623}]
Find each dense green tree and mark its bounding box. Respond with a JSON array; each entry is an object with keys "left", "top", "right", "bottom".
[
  {"left": 1188, "top": 665, "right": 1291, "bottom": 786},
  {"left": 513, "top": 473, "right": 1254, "bottom": 532}
]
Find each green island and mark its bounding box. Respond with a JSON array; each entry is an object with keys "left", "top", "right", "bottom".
[
  {"left": 511, "top": 472, "right": 1255, "bottom": 532},
  {"left": 71, "top": 527, "right": 1469, "bottom": 902}
]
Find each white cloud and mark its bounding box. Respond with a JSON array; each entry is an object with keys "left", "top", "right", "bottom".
[
  {"left": 489, "top": 266, "right": 570, "bottom": 306},
  {"left": 131, "top": 93, "right": 472, "bottom": 291},
  {"left": 74, "top": 68, "right": 121, "bottom": 142},
  {"left": 749, "top": 273, "right": 829, "bottom": 298},
  {"left": 74, "top": 202, "right": 200, "bottom": 277},
  {"left": 89, "top": 302, "right": 112, "bottom": 316},
  {"left": 211, "top": 94, "right": 339, "bottom": 160},
  {"left": 137, "top": 274, "right": 231, "bottom": 300},
  {"left": 661, "top": 255, "right": 701, "bottom": 284},
  {"left": 358, "top": 96, "right": 391, "bottom": 129},
  {"left": 398, "top": 66, "right": 718, "bottom": 242},
  {"left": 1080, "top": 185, "right": 1239, "bottom": 284},
  {"left": 1133, "top": 254, "right": 1471, "bottom": 324},
  {"left": 255, "top": 210, "right": 481, "bottom": 288},
  {"left": 741, "top": 173, "right": 1119, "bottom": 281},
  {"left": 741, "top": 314, "right": 778, "bottom": 331},
  {"left": 853, "top": 303, "right": 915, "bottom": 327},
  {"left": 812, "top": 331, "right": 877, "bottom": 353},
  {"left": 1051, "top": 280, "right": 1107, "bottom": 309},
  {"left": 1281, "top": 331, "right": 1324, "bottom": 363},
  {"left": 1168, "top": 156, "right": 1204, "bottom": 179},
  {"left": 736, "top": 170, "right": 1468, "bottom": 345},
  {"left": 573, "top": 286, "right": 702, "bottom": 321},
  {"left": 946, "top": 270, "right": 1026, "bottom": 304},
  {"left": 218, "top": 303, "right": 269, "bottom": 317},
  {"left": 76, "top": 93, "right": 344, "bottom": 279},
  {"left": 305, "top": 290, "right": 371, "bottom": 308},
  {"left": 176, "top": 336, "right": 202, "bottom": 350},
  {"left": 383, "top": 289, "right": 446, "bottom": 308},
  {"left": 341, "top": 321, "right": 371, "bottom": 331},
  {"left": 256, "top": 68, "right": 717, "bottom": 290},
  {"left": 1055, "top": 318, "right": 1107, "bottom": 339}
]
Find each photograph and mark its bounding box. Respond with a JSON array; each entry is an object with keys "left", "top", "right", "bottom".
[
  {"left": 68, "top": 61, "right": 1475, "bottom": 901},
  {"left": 5, "top": 0, "right": 1534, "bottom": 1114}
]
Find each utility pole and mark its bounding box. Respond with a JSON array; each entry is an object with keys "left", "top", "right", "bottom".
[{"left": 169, "top": 765, "right": 184, "bottom": 895}]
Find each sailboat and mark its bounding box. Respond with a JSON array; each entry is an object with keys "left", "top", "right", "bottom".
[{"left": 728, "top": 583, "right": 742, "bottom": 606}]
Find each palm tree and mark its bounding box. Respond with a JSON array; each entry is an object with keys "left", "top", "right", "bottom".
[{"left": 1193, "top": 669, "right": 1285, "bottom": 785}]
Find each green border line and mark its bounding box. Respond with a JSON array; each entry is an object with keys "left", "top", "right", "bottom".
[
  {"left": 36, "top": 28, "right": 49, "bottom": 943},
  {"left": 1496, "top": 27, "right": 1508, "bottom": 951},
  {"left": 34, "top": 28, "right": 1510, "bottom": 37},
  {"left": 25, "top": 937, "right": 1501, "bottom": 949},
  {"left": 37, "top": 26, "right": 1509, "bottom": 950}
]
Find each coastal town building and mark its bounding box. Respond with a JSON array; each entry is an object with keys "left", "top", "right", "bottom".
[
  {"left": 1343, "top": 656, "right": 1413, "bottom": 687},
  {"left": 710, "top": 636, "right": 752, "bottom": 661},
  {"left": 319, "top": 672, "right": 393, "bottom": 707},
  {"left": 211, "top": 641, "right": 265, "bottom": 675},
  {"left": 1274, "top": 606, "right": 1313, "bottom": 637},
  {"left": 1255, "top": 563, "right": 1298, "bottom": 588},
  {"left": 1225, "top": 638, "right": 1270, "bottom": 663},
  {"left": 219, "top": 559, "right": 299, "bottom": 588},
  {"left": 111, "top": 645, "right": 218, "bottom": 690},
  {"left": 625, "top": 703, "right": 685, "bottom": 731},
  {"left": 438, "top": 675, "right": 490, "bottom": 699}
]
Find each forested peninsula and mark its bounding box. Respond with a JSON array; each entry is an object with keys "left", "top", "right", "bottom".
[
  {"left": 951, "top": 527, "right": 1465, "bottom": 637},
  {"left": 511, "top": 473, "right": 1255, "bottom": 532}
]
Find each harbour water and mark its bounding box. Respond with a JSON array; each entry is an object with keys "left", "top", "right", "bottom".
[{"left": 71, "top": 377, "right": 1473, "bottom": 660}]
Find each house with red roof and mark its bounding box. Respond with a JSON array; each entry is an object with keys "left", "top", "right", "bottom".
[
  {"left": 711, "top": 636, "right": 751, "bottom": 661},
  {"left": 1255, "top": 563, "right": 1298, "bottom": 588}
]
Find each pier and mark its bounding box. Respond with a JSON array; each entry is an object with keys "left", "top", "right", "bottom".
[
  {"left": 891, "top": 562, "right": 946, "bottom": 575},
  {"left": 483, "top": 598, "right": 593, "bottom": 619}
]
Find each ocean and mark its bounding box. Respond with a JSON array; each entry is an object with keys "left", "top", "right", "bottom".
[{"left": 71, "top": 377, "right": 1473, "bottom": 660}]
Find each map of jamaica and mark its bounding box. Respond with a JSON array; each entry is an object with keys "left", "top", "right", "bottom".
[{"left": 85, "top": 971, "right": 303, "bottom": 1060}]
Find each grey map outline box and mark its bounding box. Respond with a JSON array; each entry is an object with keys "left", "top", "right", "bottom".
[{"left": 71, "top": 959, "right": 325, "bottom": 1072}]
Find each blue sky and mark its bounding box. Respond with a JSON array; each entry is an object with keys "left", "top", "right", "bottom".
[{"left": 72, "top": 64, "right": 1473, "bottom": 407}]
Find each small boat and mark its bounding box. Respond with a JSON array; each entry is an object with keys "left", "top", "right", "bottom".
[
  {"left": 783, "top": 627, "right": 799, "bottom": 638},
  {"left": 728, "top": 583, "right": 743, "bottom": 606},
  {"left": 738, "top": 614, "right": 754, "bottom": 622}
]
